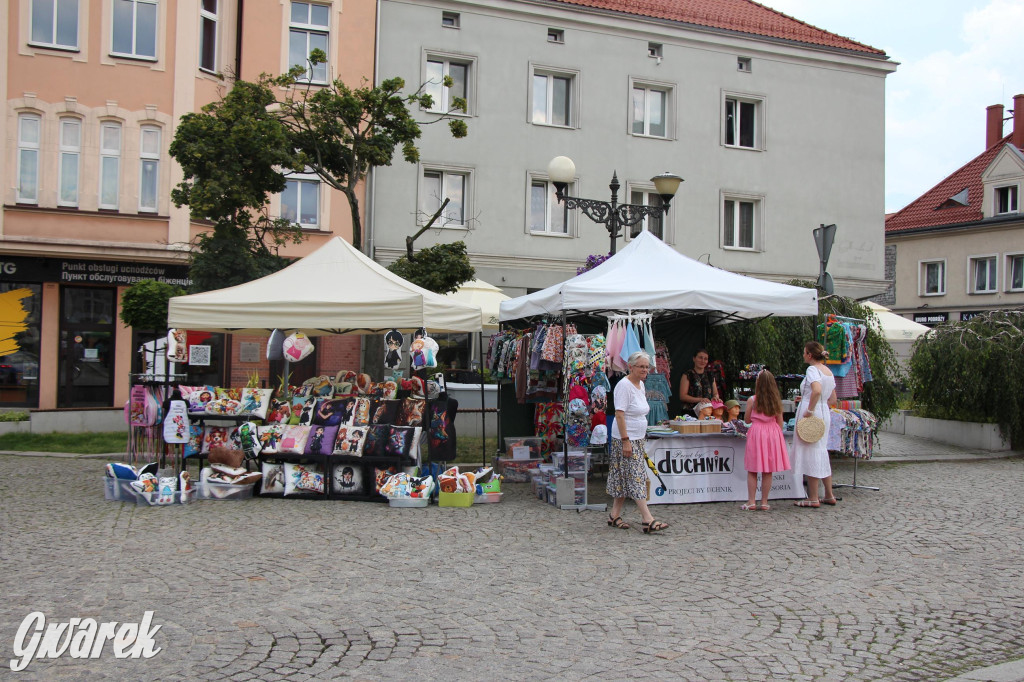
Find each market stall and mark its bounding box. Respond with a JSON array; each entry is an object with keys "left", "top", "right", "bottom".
[
  {"left": 114, "top": 237, "right": 486, "bottom": 505},
  {"left": 863, "top": 301, "right": 930, "bottom": 369},
  {"left": 497, "top": 231, "right": 819, "bottom": 505}
]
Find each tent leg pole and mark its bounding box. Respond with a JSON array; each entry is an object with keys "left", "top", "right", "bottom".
[{"left": 479, "top": 331, "right": 486, "bottom": 466}]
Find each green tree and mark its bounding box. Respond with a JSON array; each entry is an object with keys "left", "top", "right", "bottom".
[
  {"left": 387, "top": 241, "right": 475, "bottom": 295},
  {"left": 119, "top": 280, "right": 186, "bottom": 330}
]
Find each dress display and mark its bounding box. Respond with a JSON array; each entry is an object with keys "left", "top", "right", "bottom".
[{"left": 791, "top": 365, "right": 836, "bottom": 479}]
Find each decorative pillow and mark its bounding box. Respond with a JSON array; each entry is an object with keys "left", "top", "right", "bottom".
[
  {"left": 205, "top": 398, "right": 242, "bottom": 416},
  {"left": 106, "top": 462, "right": 139, "bottom": 480},
  {"left": 238, "top": 421, "right": 261, "bottom": 460},
  {"left": 351, "top": 397, "right": 372, "bottom": 426},
  {"left": 261, "top": 462, "right": 285, "bottom": 494},
  {"left": 374, "top": 466, "right": 400, "bottom": 495},
  {"left": 360, "top": 424, "right": 385, "bottom": 458},
  {"left": 333, "top": 425, "right": 367, "bottom": 456},
  {"left": 257, "top": 424, "right": 286, "bottom": 454},
  {"left": 386, "top": 425, "right": 416, "bottom": 459},
  {"left": 306, "top": 376, "right": 335, "bottom": 398},
  {"left": 283, "top": 332, "right": 314, "bottom": 363},
  {"left": 266, "top": 399, "right": 292, "bottom": 424},
  {"left": 368, "top": 381, "right": 398, "bottom": 400},
  {"left": 333, "top": 382, "right": 356, "bottom": 398},
  {"left": 283, "top": 462, "right": 324, "bottom": 496},
  {"left": 408, "top": 426, "right": 423, "bottom": 463},
  {"left": 371, "top": 400, "right": 400, "bottom": 425},
  {"left": 238, "top": 388, "right": 273, "bottom": 420},
  {"left": 312, "top": 398, "right": 349, "bottom": 427},
  {"left": 267, "top": 328, "right": 285, "bottom": 360},
  {"left": 208, "top": 445, "right": 244, "bottom": 469},
  {"left": 288, "top": 396, "right": 307, "bottom": 424},
  {"left": 305, "top": 425, "right": 338, "bottom": 456},
  {"left": 211, "top": 463, "right": 247, "bottom": 478},
  {"left": 429, "top": 398, "right": 455, "bottom": 460},
  {"left": 216, "top": 387, "right": 242, "bottom": 402},
  {"left": 396, "top": 398, "right": 426, "bottom": 426},
  {"left": 232, "top": 472, "right": 263, "bottom": 486},
  {"left": 183, "top": 424, "right": 204, "bottom": 458},
  {"left": 295, "top": 396, "right": 318, "bottom": 426},
  {"left": 332, "top": 464, "right": 363, "bottom": 495},
  {"left": 279, "top": 425, "right": 312, "bottom": 454},
  {"left": 354, "top": 373, "right": 373, "bottom": 394},
  {"left": 188, "top": 386, "right": 217, "bottom": 412},
  {"left": 202, "top": 425, "right": 237, "bottom": 454}
]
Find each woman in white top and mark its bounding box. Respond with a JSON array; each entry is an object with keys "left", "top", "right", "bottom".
[
  {"left": 607, "top": 351, "right": 669, "bottom": 534},
  {"left": 792, "top": 341, "right": 838, "bottom": 508}
]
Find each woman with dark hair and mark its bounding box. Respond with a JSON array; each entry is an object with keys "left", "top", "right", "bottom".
[
  {"left": 679, "top": 348, "right": 720, "bottom": 415},
  {"left": 793, "top": 341, "right": 838, "bottom": 508}
]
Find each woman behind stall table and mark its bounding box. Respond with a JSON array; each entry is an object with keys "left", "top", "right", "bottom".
[
  {"left": 607, "top": 351, "right": 669, "bottom": 534},
  {"left": 679, "top": 349, "right": 720, "bottom": 414},
  {"left": 792, "top": 341, "right": 838, "bottom": 508}
]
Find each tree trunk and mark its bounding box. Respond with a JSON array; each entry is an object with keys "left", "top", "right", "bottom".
[{"left": 344, "top": 187, "right": 363, "bottom": 251}]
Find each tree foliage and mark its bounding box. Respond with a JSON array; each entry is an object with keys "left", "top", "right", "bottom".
[
  {"left": 387, "top": 241, "right": 475, "bottom": 294},
  {"left": 707, "top": 281, "right": 905, "bottom": 423},
  {"left": 120, "top": 280, "right": 186, "bottom": 330},
  {"left": 909, "top": 309, "right": 1024, "bottom": 447}
]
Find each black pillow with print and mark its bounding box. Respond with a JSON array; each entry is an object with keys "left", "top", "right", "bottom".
[
  {"left": 362, "top": 424, "right": 390, "bottom": 458},
  {"left": 429, "top": 396, "right": 458, "bottom": 462},
  {"left": 371, "top": 399, "right": 400, "bottom": 425}
]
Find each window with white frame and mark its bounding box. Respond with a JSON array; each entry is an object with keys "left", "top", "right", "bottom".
[
  {"left": 722, "top": 195, "right": 759, "bottom": 249},
  {"left": 112, "top": 0, "right": 158, "bottom": 59},
  {"left": 420, "top": 168, "right": 469, "bottom": 227},
  {"left": 31, "top": 0, "right": 80, "bottom": 49},
  {"left": 58, "top": 118, "right": 81, "bottom": 206},
  {"left": 289, "top": 1, "right": 329, "bottom": 84},
  {"left": 920, "top": 260, "right": 946, "bottom": 295},
  {"left": 995, "top": 185, "right": 1018, "bottom": 214},
  {"left": 99, "top": 122, "right": 122, "bottom": 209},
  {"left": 531, "top": 67, "right": 576, "bottom": 127},
  {"left": 1008, "top": 254, "right": 1024, "bottom": 291},
  {"left": 528, "top": 177, "right": 573, "bottom": 235},
  {"left": 281, "top": 174, "right": 320, "bottom": 227},
  {"left": 199, "top": 0, "right": 218, "bottom": 72},
  {"left": 631, "top": 83, "right": 670, "bottom": 138},
  {"left": 17, "top": 114, "right": 41, "bottom": 204},
  {"left": 139, "top": 125, "right": 161, "bottom": 212},
  {"left": 627, "top": 188, "right": 665, "bottom": 240},
  {"left": 724, "top": 94, "right": 762, "bottom": 149},
  {"left": 970, "top": 256, "right": 997, "bottom": 293},
  {"left": 424, "top": 55, "right": 471, "bottom": 114}
]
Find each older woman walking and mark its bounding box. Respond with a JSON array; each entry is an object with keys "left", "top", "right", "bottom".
[{"left": 606, "top": 351, "right": 669, "bottom": 534}]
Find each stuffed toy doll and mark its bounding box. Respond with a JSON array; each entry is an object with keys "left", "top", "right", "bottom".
[{"left": 384, "top": 329, "right": 404, "bottom": 369}]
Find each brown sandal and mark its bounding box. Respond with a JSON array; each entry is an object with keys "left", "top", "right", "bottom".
[
  {"left": 642, "top": 520, "right": 669, "bottom": 534},
  {"left": 607, "top": 515, "right": 630, "bottom": 529}
]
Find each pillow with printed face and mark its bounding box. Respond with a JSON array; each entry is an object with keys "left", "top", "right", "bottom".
[
  {"left": 371, "top": 399, "right": 400, "bottom": 426},
  {"left": 333, "top": 425, "right": 367, "bottom": 456},
  {"left": 305, "top": 425, "right": 338, "bottom": 456},
  {"left": 266, "top": 399, "right": 292, "bottom": 425},
  {"left": 333, "top": 381, "right": 355, "bottom": 398},
  {"left": 386, "top": 425, "right": 416, "bottom": 460},
  {"left": 183, "top": 423, "right": 204, "bottom": 458},
  {"left": 351, "top": 397, "right": 373, "bottom": 427},
  {"left": 257, "top": 424, "right": 286, "bottom": 454},
  {"left": 206, "top": 398, "right": 242, "bottom": 416},
  {"left": 188, "top": 386, "right": 217, "bottom": 413},
  {"left": 312, "top": 398, "right": 349, "bottom": 427},
  {"left": 238, "top": 388, "right": 273, "bottom": 420},
  {"left": 279, "top": 425, "right": 311, "bottom": 454},
  {"left": 202, "top": 425, "right": 237, "bottom": 454},
  {"left": 396, "top": 398, "right": 426, "bottom": 426},
  {"left": 332, "top": 464, "right": 364, "bottom": 495},
  {"left": 283, "top": 462, "right": 324, "bottom": 496},
  {"left": 303, "top": 375, "right": 335, "bottom": 399},
  {"left": 374, "top": 466, "right": 399, "bottom": 495},
  {"left": 362, "top": 424, "right": 390, "bottom": 458},
  {"left": 368, "top": 381, "right": 398, "bottom": 400},
  {"left": 294, "top": 396, "right": 318, "bottom": 426},
  {"left": 261, "top": 462, "right": 285, "bottom": 494},
  {"left": 216, "top": 387, "right": 242, "bottom": 402}
]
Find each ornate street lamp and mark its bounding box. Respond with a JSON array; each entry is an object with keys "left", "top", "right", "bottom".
[{"left": 547, "top": 156, "right": 682, "bottom": 255}]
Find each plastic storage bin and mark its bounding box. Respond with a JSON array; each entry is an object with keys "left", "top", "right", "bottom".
[
  {"left": 438, "top": 491, "right": 475, "bottom": 507},
  {"left": 474, "top": 492, "right": 503, "bottom": 504},
  {"left": 551, "top": 451, "right": 590, "bottom": 471},
  {"left": 103, "top": 478, "right": 139, "bottom": 502},
  {"left": 387, "top": 496, "right": 430, "bottom": 508},
  {"left": 494, "top": 457, "right": 543, "bottom": 482},
  {"left": 197, "top": 481, "right": 255, "bottom": 500},
  {"left": 135, "top": 489, "right": 196, "bottom": 506}
]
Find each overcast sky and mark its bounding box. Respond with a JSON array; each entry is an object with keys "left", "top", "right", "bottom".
[{"left": 761, "top": 0, "right": 1024, "bottom": 213}]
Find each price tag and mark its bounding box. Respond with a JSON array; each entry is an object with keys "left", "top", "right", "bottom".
[{"left": 512, "top": 446, "right": 530, "bottom": 460}]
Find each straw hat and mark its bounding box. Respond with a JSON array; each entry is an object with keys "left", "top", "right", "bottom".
[{"left": 796, "top": 415, "right": 826, "bottom": 443}]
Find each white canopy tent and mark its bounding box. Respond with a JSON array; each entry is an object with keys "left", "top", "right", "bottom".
[
  {"left": 864, "top": 301, "right": 930, "bottom": 368},
  {"left": 445, "top": 278, "right": 510, "bottom": 331},
  {"left": 499, "top": 230, "right": 818, "bottom": 323},
  {"left": 167, "top": 237, "right": 483, "bottom": 335}
]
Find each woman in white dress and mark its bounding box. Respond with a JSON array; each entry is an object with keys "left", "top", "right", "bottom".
[{"left": 793, "top": 341, "right": 838, "bottom": 508}]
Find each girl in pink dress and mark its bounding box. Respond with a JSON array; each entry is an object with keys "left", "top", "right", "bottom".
[{"left": 741, "top": 370, "right": 791, "bottom": 511}]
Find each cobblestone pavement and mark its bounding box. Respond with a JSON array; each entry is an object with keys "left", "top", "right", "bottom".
[{"left": 2, "top": 453, "right": 1023, "bottom": 681}]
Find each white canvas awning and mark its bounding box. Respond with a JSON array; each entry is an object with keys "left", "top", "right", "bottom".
[
  {"left": 863, "top": 301, "right": 931, "bottom": 342},
  {"left": 444, "top": 278, "right": 510, "bottom": 331},
  {"left": 167, "top": 237, "right": 483, "bottom": 335},
  {"left": 499, "top": 231, "right": 818, "bottom": 323}
]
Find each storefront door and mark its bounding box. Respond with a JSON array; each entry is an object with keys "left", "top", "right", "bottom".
[{"left": 59, "top": 287, "right": 116, "bottom": 407}]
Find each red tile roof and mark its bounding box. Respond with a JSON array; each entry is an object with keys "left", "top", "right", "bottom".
[
  {"left": 885, "top": 136, "right": 1015, "bottom": 234},
  {"left": 549, "top": 0, "right": 886, "bottom": 55}
]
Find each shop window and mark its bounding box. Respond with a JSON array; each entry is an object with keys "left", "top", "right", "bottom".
[
  {"left": 0, "top": 284, "right": 42, "bottom": 408},
  {"left": 17, "top": 114, "right": 41, "bottom": 204},
  {"left": 99, "top": 122, "right": 122, "bottom": 209},
  {"left": 920, "top": 260, "right": 945, "bottom": 296},
  {"left": 58, "top": 118, "right": 82, "bottom": 206},
  {"left": 31, "top": 0, "right": 80, "bottom": 49},
  {"left": 139, "top": 125, "right": 161, "bottom": 212},
  {"left": 199, "top": 0, "right": 218, "bottom": 72},
  {"left": 112, "top": 0, "right": 158, "bottom": 60},
  {"left": 970, "top": 256, "right": 997, "bottom": 294},
  {"left": 289, "top": 1, "right": 329, "bottom": 84}
]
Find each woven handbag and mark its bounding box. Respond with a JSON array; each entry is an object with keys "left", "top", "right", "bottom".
[{"left": 796, "top": 416, "right": 826, "bottom": 443}]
